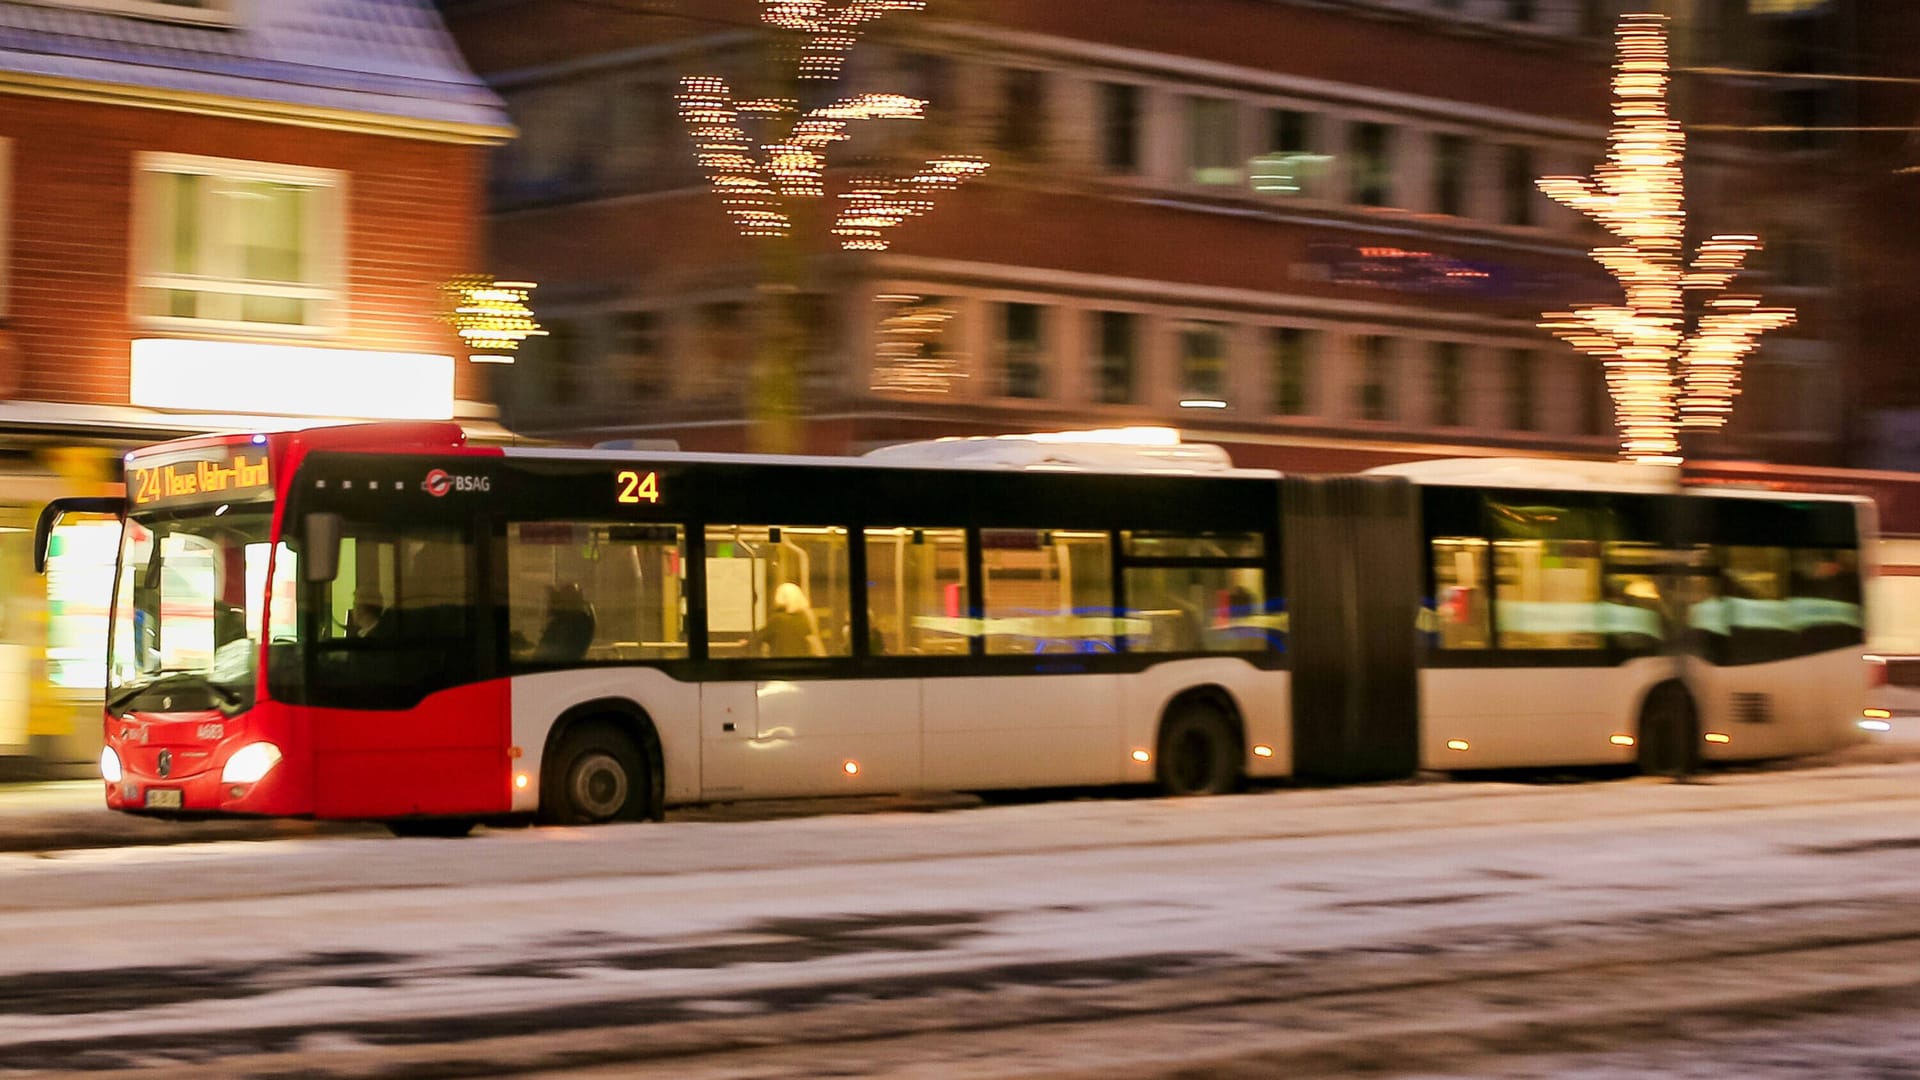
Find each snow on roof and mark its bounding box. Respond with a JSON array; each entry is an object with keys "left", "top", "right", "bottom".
[
  {"left": 1365, "top": 456, "right": 1682, "bottom": 493},
  {"left": 860, "top": 429, "right": 1262, "bottom": 475},
  {"left": 0, "top": 0, "right": 510, "bottom": 132}
]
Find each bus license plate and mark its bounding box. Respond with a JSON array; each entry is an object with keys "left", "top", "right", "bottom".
[{"left": 144, "top": 789, "right": 182, "bottom": 810}]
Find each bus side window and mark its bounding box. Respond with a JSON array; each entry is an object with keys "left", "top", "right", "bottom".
[
  {"left": 1430, "top": 537, "right": 1490, "bottom": 649},
  {"left": 1119, "top": 531, "right": 1271, "bottom": 654},
  {"left": 705, "top": 525, "right": 850, "bottom": 659},
  {"left": 980, "top": 529, "right": 1115, "bottom": 655},
  {"left": 863, "top": 527, "right": 969, "bottom": 656},
  {"left": 505, "top": 522, "right": 687, "bottom": 665}
]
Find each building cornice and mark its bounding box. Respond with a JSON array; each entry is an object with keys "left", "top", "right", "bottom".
[{"left": 0, "top": 70, "right": 517, "bottom": 145}]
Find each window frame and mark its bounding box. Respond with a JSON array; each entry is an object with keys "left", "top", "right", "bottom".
[{"left": 133, "top": 152, "right": 345, "bottom": 337}]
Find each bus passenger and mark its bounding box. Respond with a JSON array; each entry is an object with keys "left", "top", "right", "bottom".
[{"left": 762, "top": 582, "right": 825, "bottom": 657}]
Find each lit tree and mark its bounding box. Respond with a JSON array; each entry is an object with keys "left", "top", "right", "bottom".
[
  {"left": 676, "top": 0, "right": 987, "bottom": 451},
  {"left": 1539, "top": 13, "right": 1795, "bottom": 464},
  {"left": 677, "top": 1, "right": 987, "bottom": 251}
]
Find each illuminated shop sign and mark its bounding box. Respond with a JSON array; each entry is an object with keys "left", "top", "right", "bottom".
[{"left": 129, "top": 447, "right": 272, "bottom": 508}]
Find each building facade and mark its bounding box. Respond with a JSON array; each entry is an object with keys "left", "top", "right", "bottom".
[
  {"left": 438, "top": 0, "right": 1885, "bottom": 470},
  {"left": 0, "top": 0, "right": 511, "bottom": 769}
]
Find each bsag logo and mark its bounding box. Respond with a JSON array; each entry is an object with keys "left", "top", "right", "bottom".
[{"left": 422, "top": 469, "right": 490, "bottom": 497}]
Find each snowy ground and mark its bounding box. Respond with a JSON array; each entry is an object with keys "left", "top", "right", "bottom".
[{"left": 4, "top": 756, "right": 1920, "bottom": 1077}]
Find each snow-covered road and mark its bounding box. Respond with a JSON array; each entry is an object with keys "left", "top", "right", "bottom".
[{"left": 5, "top": 761, "right": 1920, "bottom": 1078}]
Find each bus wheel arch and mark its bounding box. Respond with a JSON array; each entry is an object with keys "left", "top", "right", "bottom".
[
  {"left": 1155, "top": 686, "right": 1246, "bottom": 796},
  {"left": 539, "top": 698, "right": 665, "bottom": 825},
  {"left": 1636, "top": 680, "right": 1700, "bottom": 777}
]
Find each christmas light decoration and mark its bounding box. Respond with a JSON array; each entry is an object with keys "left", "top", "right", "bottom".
[
  {"left": 678, "top": 1, "right": 987, "bottom": 250},
  {"left": 761, "top": 0, "right": 926, "bottom": 80},
  {"left": 835, "top": 156, "right": 990, "bottom": 250},
  {"left": 1538, "top": 14, "right": 1794, "bottom": 463},
  {"left": 440, "top": 275, "right": 546, "bottom": 364}
]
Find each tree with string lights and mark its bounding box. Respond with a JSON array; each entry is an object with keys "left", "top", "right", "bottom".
[{"left": 1539, "top": 13, "right": 1795, "bottom": 465}]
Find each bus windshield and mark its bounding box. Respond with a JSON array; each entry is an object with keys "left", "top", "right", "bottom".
[{"left": 109, "top": 506, "right": 294, "bottom": 715}]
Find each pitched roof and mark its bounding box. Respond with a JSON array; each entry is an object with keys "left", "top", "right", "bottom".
[{"left": 0, "top": 0, "right": 510, "bottom": 135}]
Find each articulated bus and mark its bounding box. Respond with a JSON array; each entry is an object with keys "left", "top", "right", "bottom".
[{"left": 35, "top": 423, "right": 1870, "bottom": 836}]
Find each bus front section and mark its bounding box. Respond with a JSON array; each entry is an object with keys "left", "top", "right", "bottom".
[{"left": 94, "top": 439, "right": 302, "bottom": 817}]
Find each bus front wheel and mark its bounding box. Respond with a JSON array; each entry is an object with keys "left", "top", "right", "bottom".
[
  {"left": 543, "top": 723, "right": 649, "bottom": 825},
  {"left": 1638, "top": 683, "right": 1700, "bottom": 778},
  {"left": 1157, "top": 700, "right": 1242, "bottom": 796}
]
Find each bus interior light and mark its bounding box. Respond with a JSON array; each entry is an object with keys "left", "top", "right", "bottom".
[
  {"left": 1445, "top": 739, "right": 1470, "bottom": 752},
  {"left": 1131, "top": 749, "right": 1151, "bottom": 763},
  {"left": 1704, "top": 732, "right": 1731, "bottom": 744},
  {"left": 1610, "top": 734, "right": 1636, "bottom": 747}
]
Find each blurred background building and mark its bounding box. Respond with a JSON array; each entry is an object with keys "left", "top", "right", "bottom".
[
  {"left": 0, "top": 0, "right": 508, "bottom": 768},
  {"left": 435, "top": 0, "right": 1915, "bottom": 474}
]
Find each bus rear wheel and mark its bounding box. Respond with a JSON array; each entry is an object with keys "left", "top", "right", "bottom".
[
  {"left": 1638, "top": 683, "right": 1700, "bottom": 778},
  {"left": 543, "top": 723, "right": 649, "bottom": 825},
  {"left": 1157, "top": 700, "right": 1242, "bottom": 796}
]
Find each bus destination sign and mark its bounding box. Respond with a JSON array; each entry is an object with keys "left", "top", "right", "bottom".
[{"left": 130, "top": 448, "right": 272, "bottom": 508}]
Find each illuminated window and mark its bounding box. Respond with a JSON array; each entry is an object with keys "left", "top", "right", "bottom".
[
  {"left": 1000, "top": 303, "right": 1047, "bottom": 399},
  {"left": 1506, "top": 348, "right": 1536, "bottom": 431},
  {"left": 16, "top": 0, "right": 235, "bottom": 26},
  {"left": 1179, "top": 321, "right": 1229, "bottom": 403},
  {"left": 1348, "top": 122, "right": 1394, "bottom": 207},
  {"left": 1271, "top": 327, "right": 1315, "bottom": 416},
  {"left": 1252, "top": 108, "right": 1325, "bottom": 197},
  {"left": 1357, "top": 335, "right": 1396, "bottom": 421},
  {"left": 1092, "top": 311, "right": 1137, "bottom": 405},
  {"left": 135, "top": 154, "right": 342, "bottom": 332},
  {"left": 1501, "top": 145, "right": 1536, "bottom": 226},
  {"left": 506, "top": 523, "right": 686, "bottom": 665},
  {"left": 1431, "top": 342, "right": 1465, "bottom": 427},
  {"left": 1188, "top": 97, "right": 1240, "bottom": 185},
  {"left": 1098, "top": 83, "right": 1140, "bottom": 174},
  {"left": 1431, "top": 133, "right": 1468, "bottom": 217},
  {"left": 705, "top": 525, "right": 850, "bottom": 659},
  {"left": 863, "top": 527, "right": 968, "bottom": 656},
  {"left": 981, "top": 529, "right": 1114, "bottom": 655},
  {"left": 47, "top": 517, "right": 121, "bottom": 689}
]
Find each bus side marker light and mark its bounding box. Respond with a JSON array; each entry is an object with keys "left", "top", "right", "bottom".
[
  {"left": 1609, "top": 734, "right": 1636, "bottom": 747},
  {"left": 1861, "top": 719, "right": 1893, "bottom": 732},
  {"left": 514, "top": 773, "right": 530, "bottom": 790},
  {"left": 1252, "top": 745, "right": 1274, "bottom": 758},
  {"left": 509, "top": 745, "right": 524, "bottom": 759},
  {"left": 1704, "top": 732, "right": 1731, "bottom": 745},
  {"left": 842, "top": 760, "right": 860, "bottom": 776},
  {"left": 1865, "top": 708, "right": 1892, "bottom": 720},
  {"left": 1445, "top": 740, "right": 1470, "bottom": 752},
  {"left": 1131, "top": 749, "right": 1151, "bottom": 763}
]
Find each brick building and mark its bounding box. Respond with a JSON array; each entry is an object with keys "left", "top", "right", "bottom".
[
  {"left": 435, "top": 0, "right": 1887, "bottom": 469},
  {"left": 0, "top": 0, "right": 509, "bottom": 767}
]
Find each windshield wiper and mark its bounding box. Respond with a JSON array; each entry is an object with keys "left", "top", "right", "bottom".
[{"left": 109, "top": 670, "right": 238, "bottom": 713}]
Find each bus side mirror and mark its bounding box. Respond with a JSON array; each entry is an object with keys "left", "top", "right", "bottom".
[
  {"left": 303, "top": 513, "right": 343, "bottom": 583},
  {"left": 33, "top": 496, "right": 125, "bottom": 574}
]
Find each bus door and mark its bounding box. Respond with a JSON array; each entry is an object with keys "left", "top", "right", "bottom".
[
  {"left": 1283, "top": 476, "right": 1421, "bottom": 782},
  {"left": 305, "top": 516, "right": 509, "bottom": 819}
]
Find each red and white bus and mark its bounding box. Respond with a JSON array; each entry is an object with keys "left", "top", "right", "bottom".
[{"left": 35, "top": 423, "right": 1871, "bottom": 835}]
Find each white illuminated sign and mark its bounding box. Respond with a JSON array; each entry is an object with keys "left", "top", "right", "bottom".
[{"left": 130, "top": 340, "right": 455, "bottom": 420}]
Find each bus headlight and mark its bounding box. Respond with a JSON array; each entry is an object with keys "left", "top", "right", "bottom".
[
  {"left": 100, "top": 746, "right": 123, "bottom": 783},
  {"left": 221, "top": 743, "right": 283, "bottom": 784}
]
